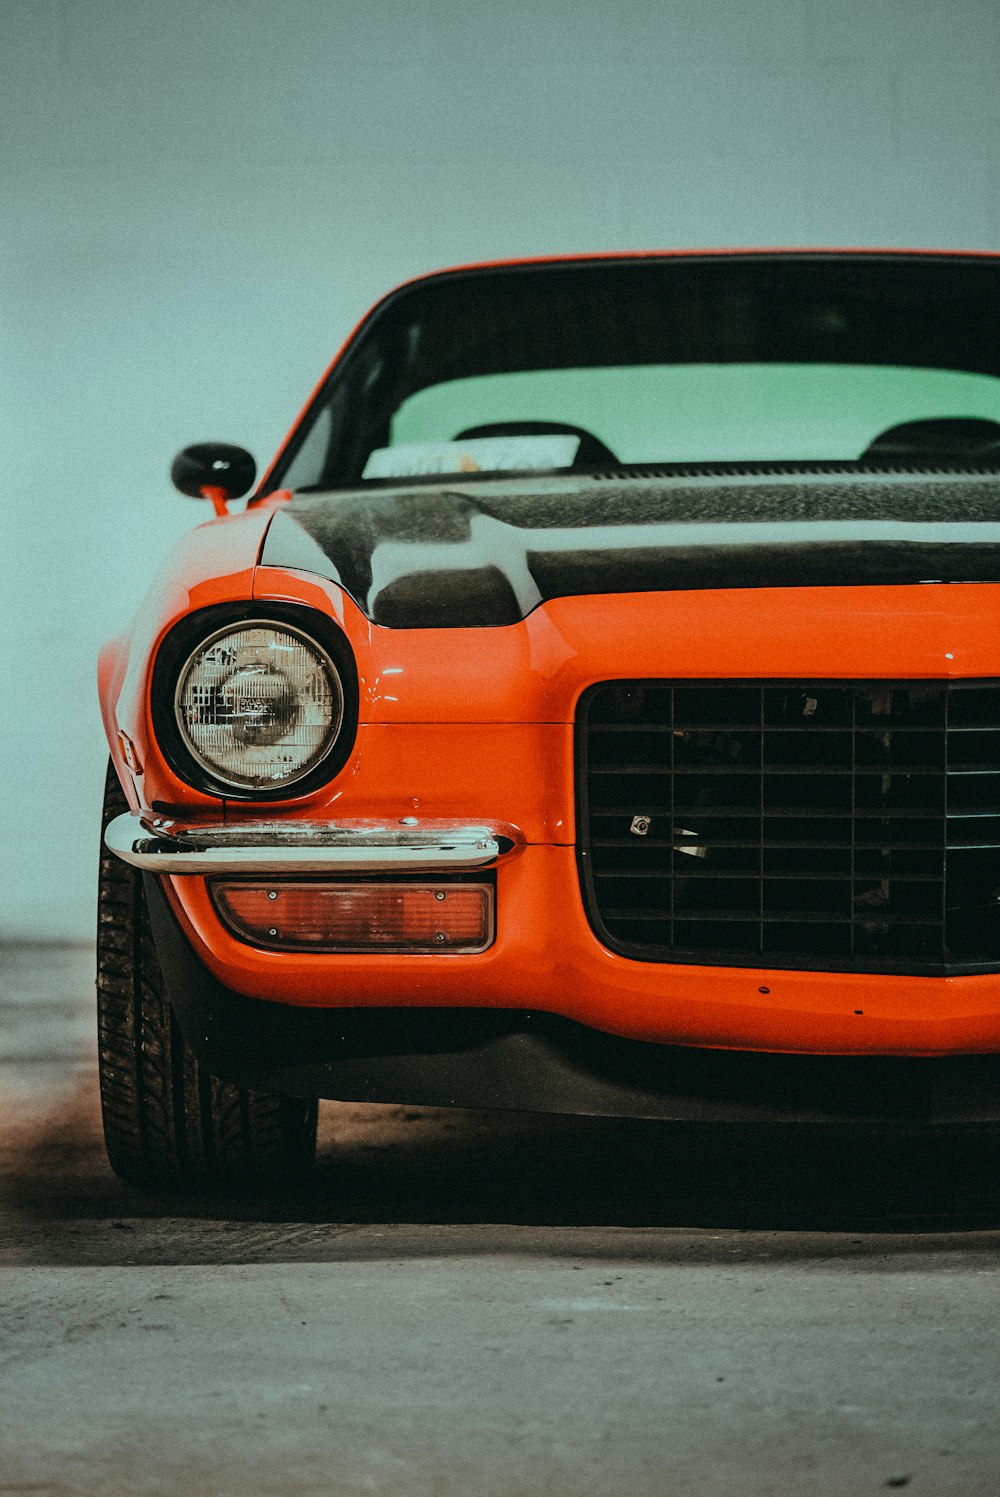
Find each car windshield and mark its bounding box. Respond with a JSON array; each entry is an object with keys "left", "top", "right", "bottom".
[{"left": 273, "top": 255, "right": 1000, "bottom": 490}]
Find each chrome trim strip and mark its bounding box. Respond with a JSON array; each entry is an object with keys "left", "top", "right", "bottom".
[{"left": 104, "top": 813, "right": 510, "bottom": 875}]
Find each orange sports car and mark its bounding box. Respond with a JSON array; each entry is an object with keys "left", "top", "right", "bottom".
[{"left": 98, "top": 249, "right": 1000, "bottom": 1188}]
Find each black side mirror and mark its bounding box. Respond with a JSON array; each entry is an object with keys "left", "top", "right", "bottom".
[{"left": 171, "top": 444, "right": 257, "bottom": 505}]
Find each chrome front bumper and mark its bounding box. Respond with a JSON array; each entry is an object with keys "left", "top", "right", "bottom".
[{"left": 104, "top": 813, "right": 513, "bottom": 875}]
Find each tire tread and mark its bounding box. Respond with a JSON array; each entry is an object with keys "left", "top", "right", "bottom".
[{"left": 96, "top": 762, "right": 317, "bottom": 1189}]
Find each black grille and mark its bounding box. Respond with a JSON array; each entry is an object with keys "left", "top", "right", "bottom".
[{"left": 578, "top": 681, "right": 1000, "bottom": 975}]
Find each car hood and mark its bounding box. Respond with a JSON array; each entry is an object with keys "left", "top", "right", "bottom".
[{"left": 260, "top": 468, "right": 1000, "bottom": 628}]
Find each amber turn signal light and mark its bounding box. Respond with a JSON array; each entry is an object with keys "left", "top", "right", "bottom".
[{"left": 211, "top": 881, "right": 494, "bottom": 953}]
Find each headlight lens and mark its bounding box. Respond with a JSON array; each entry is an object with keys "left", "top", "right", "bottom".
[{"left": 174, "top": 621, "right": 344, "bottom": 790}]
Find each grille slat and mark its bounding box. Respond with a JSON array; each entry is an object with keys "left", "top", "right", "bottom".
[{"left": 579, "top": 681, "right": 1000, "bottom": 975}]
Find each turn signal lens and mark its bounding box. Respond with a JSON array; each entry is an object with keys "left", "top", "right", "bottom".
[{"left": 212, "top": 881, "right": 494, "bottom": 953}]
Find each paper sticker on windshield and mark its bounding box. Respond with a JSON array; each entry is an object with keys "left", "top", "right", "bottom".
[{"left": 362, "top": 435, "right": 580, "bottom": 480}]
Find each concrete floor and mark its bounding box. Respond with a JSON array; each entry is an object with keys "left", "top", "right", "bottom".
[{"left": 2, "top": 943, "right": 1000, "bottom": 1496}]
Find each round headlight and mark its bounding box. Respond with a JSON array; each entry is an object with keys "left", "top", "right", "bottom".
[{"left": 174, "top": 621, "right": 344, "bottom": 790}]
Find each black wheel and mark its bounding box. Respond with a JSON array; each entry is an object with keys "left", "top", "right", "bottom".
[{"left": 96, "top": 762, "right": 318, "bottom": 1189}]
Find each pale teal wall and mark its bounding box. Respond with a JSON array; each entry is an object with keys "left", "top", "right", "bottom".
[{"left": 2, "top": 0, "right": 999, "bottom": 936}]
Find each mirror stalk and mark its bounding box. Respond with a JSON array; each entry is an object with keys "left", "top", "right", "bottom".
[{"left": 199, "top": 484, "right": 231, "bottom": 517}]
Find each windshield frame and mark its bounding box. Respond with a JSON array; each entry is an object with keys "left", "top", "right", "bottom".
[{"left": 255, "top": 249, "right": 1000, "bottom": 500}]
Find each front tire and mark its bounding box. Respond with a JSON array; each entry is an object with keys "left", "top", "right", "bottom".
[{"left": 96, "top": 762, "right": 318, "bottom": 1189}]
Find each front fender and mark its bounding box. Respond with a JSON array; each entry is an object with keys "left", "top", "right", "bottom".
[{"left": 98, "top": 505, "right": 280, "bottom": 811}]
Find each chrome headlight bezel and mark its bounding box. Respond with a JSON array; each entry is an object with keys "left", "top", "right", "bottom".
[{"left": 151, "top": 604, "right": 359, "bottom": 801}]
